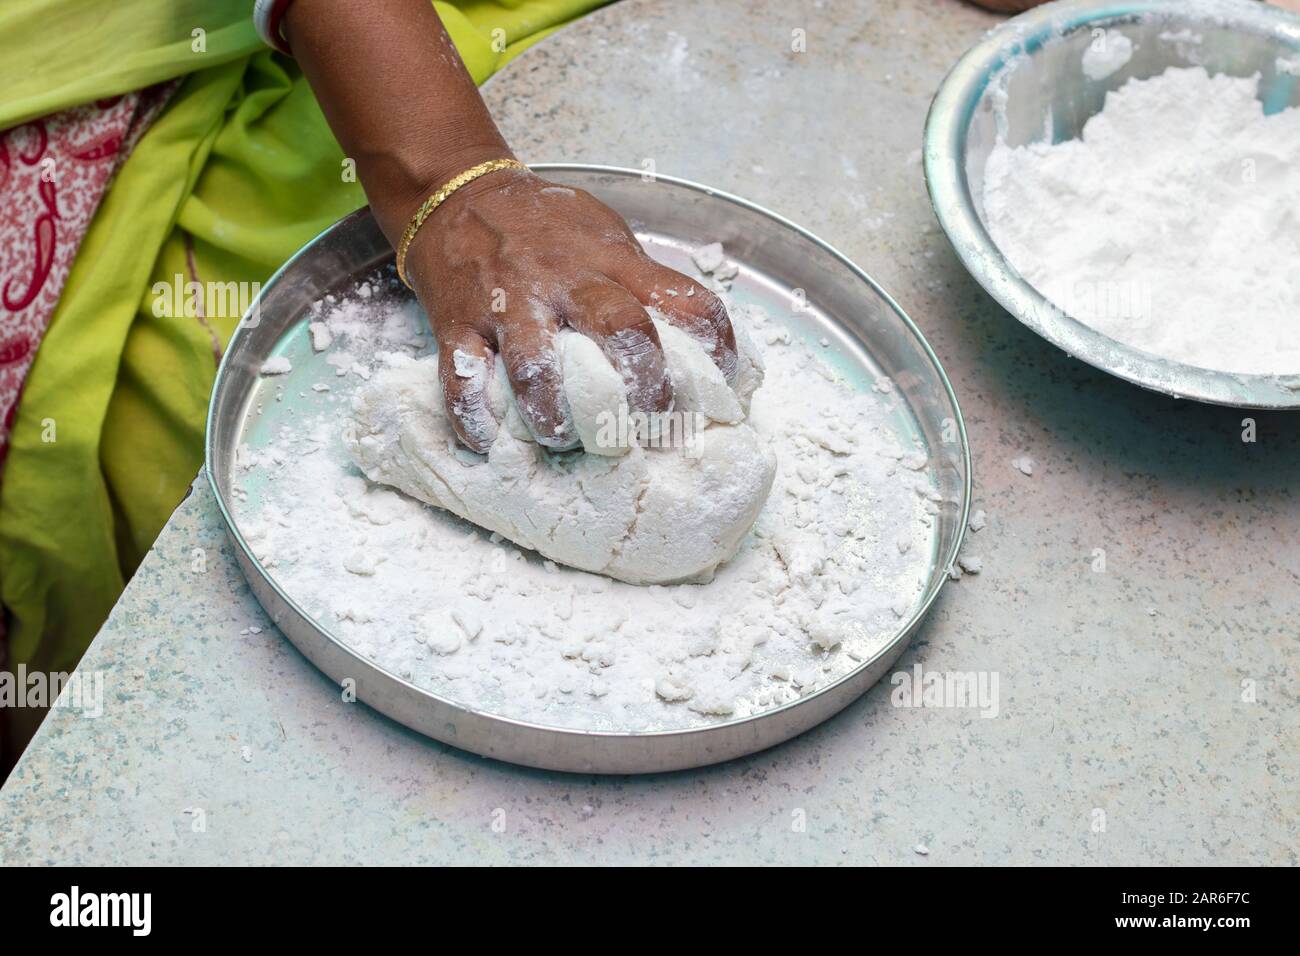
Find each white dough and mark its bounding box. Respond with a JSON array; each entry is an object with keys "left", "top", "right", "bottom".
[
  {"left": 560, "top": 332, "right": 628, "bottom": 456},
  {"left": 557, "top": 313, "right": 764, "bottom": 454},
  {"left": 344, "top": 320, "right": 776, "bottom": 585}
]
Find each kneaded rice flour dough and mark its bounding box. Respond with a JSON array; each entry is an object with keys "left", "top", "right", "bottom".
[
  {"left": 983, "top": 66, "right": 1300, "bottom": 375},
  {"left": 344, "top": 318, "right": 774, "bottom": 585},
  {"left": 233, "top": 261, "right": 939, "bottom": 731}
]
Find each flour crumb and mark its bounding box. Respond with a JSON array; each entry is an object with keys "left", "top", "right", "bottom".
[
  {"left": 692, "top": 241, "right": 726, "bottom": 274},
  {"left": 308, "top": 321, "right": 333, "bottom": 352},
  {"left": 1081, "top": 30, "right": 1133, "bottom": 81},
  {"left": 260, "top": 356, "right": 292, "bottom": 376},
  {"left": 655, "top": 676, "right": 694, "bottom": 702},
  {"left": 688, "top": 695, "right": 736, "bottom": 716},
  {"left": 451, "top": 608, "right": 483, "bottom": 641},
  {"left": 343, "top": 549, "right": 379, "bottom": 576},
  {"left": 326, "top": 351, "right": 356, "bottom": 377},
  {"left": 428, "top": 632, "right": 461, "bottom": 656},
  {"left": 1011, "top": 456, "right": 1034, "bottom": 477}
]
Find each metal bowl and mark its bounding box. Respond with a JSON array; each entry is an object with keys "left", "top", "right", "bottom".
[
  {"left": 205, "top": 165, "right": 971, "bottom": 774},
  {"left": 924, "top": 0, "right": 1300, "bottom": 407}
]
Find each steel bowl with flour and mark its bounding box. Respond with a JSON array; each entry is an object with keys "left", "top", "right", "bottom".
[
  {"left": 205, "top": 165, "right": 971, "bottom": 774},
  {"left": 925, "top": 0, "right": 1300, "bottom": 408}
]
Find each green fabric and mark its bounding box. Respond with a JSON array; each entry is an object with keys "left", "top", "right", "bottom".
[
  {"left": 0, "top": 0, "right": 607, "bottom": 749},
  {"left": 0, "top": 2, "right": 260, "bottom": 132}
]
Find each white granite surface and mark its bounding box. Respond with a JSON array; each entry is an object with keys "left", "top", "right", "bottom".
[{"left": 0, "top": 0, "right": 1295, "bottom": 865}]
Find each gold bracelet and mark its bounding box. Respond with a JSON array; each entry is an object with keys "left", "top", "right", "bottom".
[{"left": 395, "top": 158, "right": 527, "bottom": 287}]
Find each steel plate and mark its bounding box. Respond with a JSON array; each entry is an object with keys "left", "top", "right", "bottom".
[{"left": 205, "top": 165, "right": 971, "bottom": 773}]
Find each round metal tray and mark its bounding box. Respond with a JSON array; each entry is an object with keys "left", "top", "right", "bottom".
[
  {"left": 205, "top": 165, "right": 971, "bottom": 774},
  {"left": 924, "top": 0, "right": 1300, "bottom": 408}
]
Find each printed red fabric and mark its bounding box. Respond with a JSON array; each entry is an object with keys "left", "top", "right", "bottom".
[{"left": 0, "top": 82, "right": 175, "bottom": 472}]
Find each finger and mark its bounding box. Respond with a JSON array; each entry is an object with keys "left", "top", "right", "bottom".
[
  {"left": 609, "top": 258, "right": 738, "bottom": 384},
  {"left": 565, "top": 278, "right": 673, "bottom": 416},
  {"left": 437, "top": 326, "right": 498, "bottom": 454},
  {"left": 496, "top": 302, "right": 576, "bottom": 449}
]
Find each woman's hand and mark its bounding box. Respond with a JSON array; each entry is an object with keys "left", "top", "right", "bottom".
[
  {"left": 403, "top": 166, "right": 737, "bottom": 453},
  {"left": 285, "top": 0, "right": 736, "bottom": 454}
]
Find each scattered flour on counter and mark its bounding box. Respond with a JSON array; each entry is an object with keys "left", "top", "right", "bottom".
[
  {"left": 231, "top": 264, "right": 939, "bottom": 732},
  {"left": 983, "top": 67, "right": 1300, "bottom": 376}
]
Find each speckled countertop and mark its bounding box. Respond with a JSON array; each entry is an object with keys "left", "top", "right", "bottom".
[{"left": 0, "top": 0, "right": 1295, "bottom": 865}]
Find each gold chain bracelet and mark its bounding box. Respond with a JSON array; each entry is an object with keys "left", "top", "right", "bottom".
[{"left": 395, "top": 158, "right": 527, "bottom": 288}]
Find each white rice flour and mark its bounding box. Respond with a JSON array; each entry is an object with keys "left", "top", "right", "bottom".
[{"left": 984, "top": 67, "right": 1300, "bottom": 376}]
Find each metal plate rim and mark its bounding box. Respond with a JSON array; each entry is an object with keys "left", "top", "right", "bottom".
[{"left": 204, "top": 164, "right": 972, "bottom": 772}]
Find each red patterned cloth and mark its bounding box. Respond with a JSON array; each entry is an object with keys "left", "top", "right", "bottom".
[{"left": 0, "top": 83, "right": 176, "bottom": 471}]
